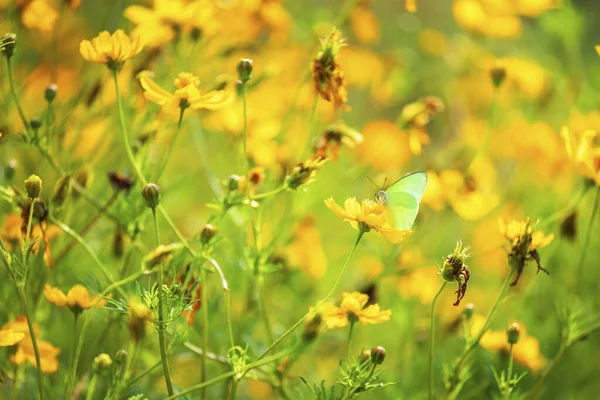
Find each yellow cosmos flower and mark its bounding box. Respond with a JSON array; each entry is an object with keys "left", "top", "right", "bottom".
[
  {"left": 3, "top": 316, "right": 60, "bottom": 373},
  {"left": 350, "top": 5, "right": 380, "bottom": 44},
  {"left": 21, "top": 0, "right": 57, "bottom": 33},
  {"left": 325, "top": 197, "right": 412, "bottom": 243},
  {"left": 286, "top": 216, "right": 327, "bottom": 278},
  {"left": 561, "top": 127, "right": 600, "bottom": 185},
  {"left": 321, "top": 292, "right": 391, "bottom": 329},
  {"left": 0, "top": 328, "right": 24, "bottom": 347},
  {"left": 44, "top": 284, "right": 105, "bottom": 312},
  {"left": 354, "top": 120, "right": 411, "bottom": 171},
  {"left": 498, "top": 218, "right": 553, "bottom": 285},
  {"left": 80, "top": 30, "right": 143, "bottom": 69},
  {"left": 139, "top": 72, "right": 229, "bottom": 114}
]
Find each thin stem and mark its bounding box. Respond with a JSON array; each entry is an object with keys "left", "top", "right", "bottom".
[
  {"left": 6, "top": 57, "right": 31, "bottom": 136},
  {"left": 257, "top": 276, "right": 274, "bottom": 344},
  {"left": 205, "top": 257, "right": 234, "bottom": 349},
  {"left": 153, "top": 208, "right": 175, "bottom": 395},
  {"left": 241, "top": 82, "right": 250, "bottom": 199},
  {"left": 576, "top": 186, "right": 599, "bottom": 286},
  {"left": 64, "top": 271, "right": 146, "bottom": 399},
  {"left": 306, "top": 95, "right": 319, "bottom": 153},
  {"left": 525, "top": 345, "right": 566, "bottom": 400},
  {"left": 85, "top": 373, "right": 98, "bottom": 400},
  {"left": 17, "top": 285, "right": 45, "bottom": 399},
  {"left": 163, "top": 350, "right": 291, "bottom": 400},
  {"left": 200, "top": 262, "right": 209, "bottom": 400},
  {"left": 156, "top": 108, "right": 185, "bottom": 182},
  {"left": 504, "top": 344, "right": 515, "bottom": 400},
  {"left": 64, "top": 313, "right": 80, "bottom": 398},
  {"left": 451, "top": 272, "right": 514, "bottom": 379},
  {"left": 49, "top": 216, "right": 125, "bottom": 297},
  {"left": 347, "top": 321, "right": 356, "bottom": 360},
  {"left": 251, "top": 185, "right": 287, "bottom": 201},
  {"left": 112, "top": 69, "right": 148, "bottom": 186},
  {"left": 540, "top": 184, "right": 589, "bottom": 228},
  {"left": 255, "top": 230, "right": 364, "bottom": 363},
  {"left": 429, "top": 281, "right": 447, "bottom": 400}
]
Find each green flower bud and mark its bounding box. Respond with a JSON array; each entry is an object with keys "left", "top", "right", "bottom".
[
  {"left": 30, "top": 118, "right": 42, "bottom": 130},
  {"left": 370, "top": 346, "right": 386, "bottom": 365},
  {"left": 200, "top": 224, "right": 218, "bottom": 245},
  {"left": 462, "top": 303, "right": 475, "bottom": 320},
  {"left": 141, "top": 183, "right": 161, "bottom": 209},
  {"left": 236, "top": 58, "right": 253, "bottom": 83},
  {"left": 93, "top": 353, "right": 113, "bottom": 375},
  {"left": 115, "top": 349, "right": 128, "bottom": 364},
  {"left": 302, "top": 313, "right": 322, "bottom": 343},
  {"left": 45, "top": 84, "right": 57, "bottom": 102},
  {"left": 227, "top": 174, "right": 242, "bottom": 192},
  {"left": 52, "top": 175, "right": 71, "bottom": 207},
  {"left": 4, "top": 159, "right": 16, "bottom": 181},
  {"left": 24, "top": 174, "right": 42, "bottom": 199},
  {"left": 358, "top": 348, "right": 371, "bottom": 364},
  {"left": 490, "top": 64, "right": 507, "bottom": 88},
  {"left": 507, "top": 322, "right": 520, "bottom": 345},
  {"left": 1, "top": 33, "right": 16, "bottom": 59}
]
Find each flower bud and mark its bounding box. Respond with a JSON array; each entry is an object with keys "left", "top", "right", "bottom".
[
  {"left": 190, "top": 27, "right": 202, "bottom": 42},
  {"left": 142, "top": 243, "right": 183, "bottom": 271},
  {"left": 358, "top": 348, "right": 371, "bottom": 364},
  {"left": 24, "top": 174, "right": 42, "bottom": 199},
  {"left": 507, "top": 322, "right": 520, "bottom": 345},
  {"left": 227, "top": 174, "right": 243, "bottom": 192},
  {"left": 302, "top": 313, "right": 322, "bottom": 343},
  {"left": 142, "top": 183, "right": 160, "bottom": 209},
  {"left": 462, "top": 303, "right": 475, "bottom": 320},
  {"left": 200, "top": 224, "right": 218, "bottom": 245},
  {"left": 108, "top": 172, "right": 134, "bottom": 192},
  {"left": 4, "top": 159, "right": 16, "bottom": 181},
  {"left": 1, "top": 33, "right": 16, "bottom": 59},
  {"left": 490, "top": 64, "right": 507, "bottom": 88},
  {"left": 93, "top": 353, "right": 113, "bottom": 375},
  {"left": 30, "top": 118, "right": 42, "bottom": 131},
  {"left": 370, "top": 346, "right": 386, "bottom": 365},
  {"left": 112, "top": 229, "right": 125, "bottom": 258},
  {"left": 115, "top": 349, "right": 128, "bottom": 364},
  {"left": 236, "top": 58, "right": 253, "bottom": 83},
  {"left": 52, "top": 175, "right": 71, "bottom": 207},
  {"left": 45, "top": 84, "right": 57, "bottom": 102},
  {"left": 127, "top": 301, "right": 152, "bottom": 342}
]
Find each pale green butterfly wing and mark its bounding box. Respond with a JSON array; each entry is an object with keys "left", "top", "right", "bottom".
[{"left": 385, "top": 171, "right": 428, "bottom": 230}]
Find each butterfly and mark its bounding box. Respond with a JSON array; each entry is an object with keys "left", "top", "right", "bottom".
[{"left": 375, "top": 171, "right": 428, "bottom": 230}]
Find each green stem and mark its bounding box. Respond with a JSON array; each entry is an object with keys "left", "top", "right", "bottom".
[
  {"left": 429, "top": 281, "right": 447, "bottom": 400},
  {"left": 6, "top": 57, "right": 31, "bottom": 136},
  {"left": 576, "top": 186, "right": 599, "bottom": 287},
  {"left": 163, "top": 350, "right": 291, "bottom": 400},
  {"left": 504, "top": 344, "right": 514, "bottom": 400},
  {"left": 257, "top": 276, "right": 274, "bottom": 344},
  {"left": 241, "top": 82, "right": 250, "bottom": 199},
  {"left": 204, "top": 257, "right": 234, "bottom": 349},
  {"left": 254, "top": 230, "right": 364, "bottom": 363},
  {"left": 156, "top": 108, "right": 185, "bottom": 182},
  {"left": 306, "top": 95, "right": 319, "bottom": 153},
  {"left": 251, "top": 185, "right": 287, "bottom": 201},
  {"left": 153, "top": 208, "right": 175, "bottom": 395},
  {"left": 17, "top": 285, "right": 45, "bottom": 399},
  {"left": 451, "top": 272, "right": 514, "bottom": 380},
  {"left": 540, "top": 184, "right": 588, "bottom": 228},
  {"left": 347, "top": 321, "right": 356, "bottom": 361},
  {"left": 525, "top": 345, "right": 565, "bottom": 400},
  {"left": 64, "top": 271, "right": 146, "bottom": 399},
  {"left": 85, "top": 373, "right": 98, "bottom": 400},
  {"left": 200, "top": 261, "right": 209, "bottom": 400},
  {"left": 67, "top": 313, "right": 80, "bottom": 397},
  {"left": 112, "top": 69, "right": 147, "bottom": 186}
]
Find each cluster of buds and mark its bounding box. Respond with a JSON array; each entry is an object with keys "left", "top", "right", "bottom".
[{"left": 440, "top": 241, "right": 471, "bottom": 306}]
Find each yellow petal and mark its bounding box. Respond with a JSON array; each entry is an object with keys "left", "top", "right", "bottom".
[
  {"left": 44, "top": 285, "right": 68, "bottom": 307},
  {"left": 0, "top": 330, "right": 25, "bottom": 346},
  {"left": 140, "top": 75, "right": 173, "bottom": 105}
]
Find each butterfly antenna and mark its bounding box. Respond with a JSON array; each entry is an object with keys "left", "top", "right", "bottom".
[
  {"left": 383, "top": 177, "right": 388, "bottom": 190},
  {"left": 366, "top": 176, "right": 380, "bottom": 190}
]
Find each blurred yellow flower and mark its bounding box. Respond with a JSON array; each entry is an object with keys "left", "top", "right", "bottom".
[
  {"left": 325, "top": 197, "right": 412, "bottom": 243},
  {"left": 418, "top": 29, "right": 447, "bottom": 56},
  {"left": 21, "top": 0, "right": 57, "bottom": 32},
  {"left": 44, "top": 284, "right": 105, "bottom": 312},
  {"left": 286, "top": 217, "right": 327, "bottom": 278},
  {"left": 399, "top": 96, "right": 444, "bottom": 155},
  {"left": 3, "top": 316, "right": 60, "bottom": 373},
  {"left": 350, "top": 5, "right": 380, "bottom": 44},
  {"left": 139, "top": 72, "right": 229, "bottom": 114},
  {"left": 406, "top": 0, "right": 417, "bottom": 12},
  {"left": 80, "top": 30, "right": 143, "bottom": 69},
  {"left": 473, "top": 316, "right": 547, "bottom": 373},
  {"left": 561, "top": 127, "right": 600, "bottom": 185},
  {"left": 321, "top": 292, "right": 391, "bottom": 329},
  {"left": 0, "top": 328, "right": 24, "bottom": 347},
  {"left": 354, "top": 120, "right": 411, "bottom": 171}
]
